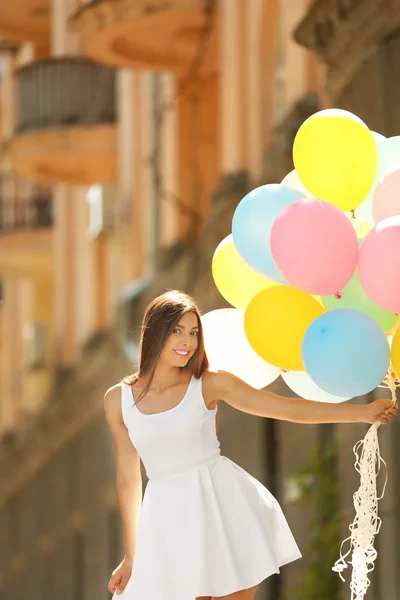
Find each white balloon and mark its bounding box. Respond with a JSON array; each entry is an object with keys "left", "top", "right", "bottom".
[
  {"left": 356, "top": 132, "right": 391, "bottom": 227},
  {"left": 281, "top": 169, "right": 312, "bottom": 197},
  {"left": 282, "top": 370, "right": 352, "bottom": 403},
  {"left": 201, "top": 308, "right": 280, "bottom": 389}
]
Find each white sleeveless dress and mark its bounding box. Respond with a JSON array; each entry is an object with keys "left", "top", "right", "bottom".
[{"left": 116, "top": 374, "right": 301, "bottom": 599}]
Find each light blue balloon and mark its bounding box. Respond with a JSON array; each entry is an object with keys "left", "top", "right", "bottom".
[
  {"left": 232, "top": 184, "right": 305, "bottom": 283},
  {"left": 379, "top": 135, "right": 400, "bottom": 173},
  {"left": 302, "top": 309, "right": 390, "bottom": 398},
  {"left": 372, "top": 131, "right": 386, "bottom": 146}
]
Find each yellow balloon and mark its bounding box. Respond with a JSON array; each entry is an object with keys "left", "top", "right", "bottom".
[
  {"left": 244, "top": 286, "right": 325, "bottom": 370},
  {"left": 293, "top": 109, "right": 378, "bottom": 212},
  {"left": 212, "top": 235, "right": 276, "bottom": 309},
  {"left": 391, "top": 326, "right": 400, "bottom": 380}
]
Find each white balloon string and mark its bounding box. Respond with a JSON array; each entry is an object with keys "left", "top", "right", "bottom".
[{"left": 332, "top": 369, "right": 398, "bottom": 600}]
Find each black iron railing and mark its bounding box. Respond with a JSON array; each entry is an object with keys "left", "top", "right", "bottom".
[
  {"left": 0, "top": 175, "right": 53, "bottom": 233},
  {"left": 15, "top": 57, "right": 116, "bottom": 134}
]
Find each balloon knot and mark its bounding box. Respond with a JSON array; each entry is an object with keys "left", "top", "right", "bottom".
[
  {"left": 334, "top": 292, "right": 342, "bottom": 300},
  {"left": 350, "top": 209, "right": 356, "bottom": 219},
  {"left": 282, "top": 369, "right": 289, "bottom": 374}
]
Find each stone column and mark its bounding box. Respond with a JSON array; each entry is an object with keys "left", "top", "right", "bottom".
[
  {"left": 159, "top": 74, "right": 179, "bottom": 247},
  {"left": 74, "top": 188, "right": 97, "bottom": 343},
  {"left": 0, "top": 280, "right": 20, "bottom": 429},
  {"left": 53, "top": 186, "right": 78, "bottom": 366},
  {"left": 177, "top": 72, "right": 219, "bottom": 237},
  {"left": 51, "top": 0, "right": 80, "bottom": 57},
  {"left": 51, "top": 0, "right": 100, "bottom": 362},
  {"left": 245, "top": 0, "right": 264, "bottom": 182},
  {"left": 132, "top": 71, "right": 152, "bottom": 279},
  {"left": 117, "top": 69, "right": 153, "bottom": 286},
  {"left": 51, "top": 0, "right": 78, "bottom": 366},
  {"left": 219, "top": 0, "right": 246, "bottom": 175},
  {"left": 117, "top": 68, "right": 136, "bottom": 288},
  {"left": 260, "top": 0, "right": 280, "bottom": 146},
  {"left": 1, "top": 54, "right": 15, "bottom": 142},
  {"left": 281, "top": 0, "right": 308, "bottom": 108}
]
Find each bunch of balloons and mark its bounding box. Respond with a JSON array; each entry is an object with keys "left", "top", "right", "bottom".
[{"left": 203, "top": 108, "right": 400, "bottom": 402}]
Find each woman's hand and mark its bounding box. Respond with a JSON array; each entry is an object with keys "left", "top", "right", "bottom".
[
  {"left": 363, "top": 399, "right": 398, "bottom": 425},
  {"left": 108, "top": 556, "right": 133, "bottom": 595}
]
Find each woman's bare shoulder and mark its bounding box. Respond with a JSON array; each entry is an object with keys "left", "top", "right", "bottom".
[
  {"left": 104, "top": 383, "right": 140, "bottom": 458},
  {"left": 202, "top": 369, "right": 232, "bottom": 401},
  {"left": 104, "top": 383, "right": 123, "bottom": 421}
]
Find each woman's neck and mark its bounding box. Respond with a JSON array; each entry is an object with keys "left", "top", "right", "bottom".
[{"left": 144, "top": 366, "right": 188, "bottom": 393}]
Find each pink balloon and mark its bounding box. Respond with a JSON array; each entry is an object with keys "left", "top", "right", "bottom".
[
  {"left": 358, "top": 216, "right": 400, "bottom": 313},
  {"left": 270, "top": 199, "right": 358, "bottom": 295},
  {"left": 373, "top": 167, "right": 400, "bottom": 224}
]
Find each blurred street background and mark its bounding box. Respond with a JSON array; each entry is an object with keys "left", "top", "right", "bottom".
[{"left": 0, "top": 1, "right": 399, "bottom": 599}]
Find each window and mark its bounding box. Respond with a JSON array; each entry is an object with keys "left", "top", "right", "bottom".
[{"left": 119, "top": 274, "right": 153, "bottom": 362}]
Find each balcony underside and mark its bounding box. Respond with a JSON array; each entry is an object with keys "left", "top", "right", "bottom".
[
  {"left": 73, "top": 0, "right": 216, "bottom": 75},
  {"left": 11, "top": 126, "right": 117, "bottom": 186},
  {"left": 0, "top": 0, "right": 50, "bottom": 43}
]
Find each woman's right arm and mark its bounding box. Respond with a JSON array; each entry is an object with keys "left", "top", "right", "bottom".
[{"left": 104, "top": 385, "right": 142, "bottom": 565}]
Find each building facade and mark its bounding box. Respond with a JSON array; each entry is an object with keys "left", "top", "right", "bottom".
[{"left": 0, "top": 1, "right": 399, "bottom": 599}]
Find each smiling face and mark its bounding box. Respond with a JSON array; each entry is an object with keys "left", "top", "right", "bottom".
[
  {"left": 135, "top": 291, "right": 209, "bottom": 390},
  {"left": 160, "top": 311, "right": 200, "bottom": 368}
]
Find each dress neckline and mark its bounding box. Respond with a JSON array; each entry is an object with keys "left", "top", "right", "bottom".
[{"left": 130, "top": 374, "right": 195, "bottom": 417}]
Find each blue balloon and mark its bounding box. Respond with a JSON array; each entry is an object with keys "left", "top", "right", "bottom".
[
  {"left": 232, "top": 184, "right": 305, "bottom": 283},
  {"left": 302, "top": 309, "right": 390, "bottom": 398}
]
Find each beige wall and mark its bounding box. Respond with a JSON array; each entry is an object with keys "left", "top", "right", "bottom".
[{"left": 0, "top": 0, "right": 325, "bottom": 436}]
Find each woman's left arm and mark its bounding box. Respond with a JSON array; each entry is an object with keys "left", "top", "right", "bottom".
[{"left": 205, "top": 371, "right": 398, "bottom": 425}]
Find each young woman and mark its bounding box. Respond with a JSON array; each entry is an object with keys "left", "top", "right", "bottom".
[{"left": 104, "top": 290, "right": 397, "bottom": 600}]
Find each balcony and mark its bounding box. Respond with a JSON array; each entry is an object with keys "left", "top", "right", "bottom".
[
  {"left": 0, "top": 0, "right": 50, "bottom": 43},
  {"left": 72, "top": 0, "right": 216, "bottom": 75},
  {"left": 0, "top": 175, "right": 53, "bottom": 278},
  {"left": 10, "top": 57, "right": 117, "bottom": 186},
  {"left": 294, "top": 0, "right": 400, "bottom": 95}
]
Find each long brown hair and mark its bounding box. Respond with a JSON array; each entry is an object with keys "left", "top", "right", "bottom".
[{"left": 122, "top": 290, "right": 209, "bottom": 403}]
